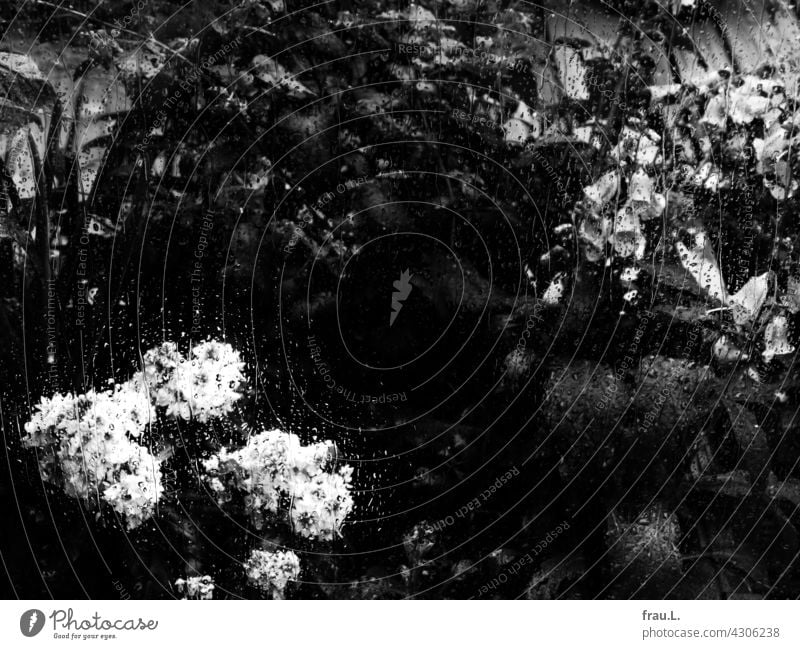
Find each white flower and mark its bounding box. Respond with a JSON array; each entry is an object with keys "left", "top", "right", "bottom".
[
  {"left": 175, "top": 575, "right": 215, "bottom": 600},
  {"left": 619, "top": 267, "right": 640, "bottom": 283},
  {"left": 541, "top": 273, "right": 566, "bottom": 305},
  {"left": 583, "top": 170, "right": 620, "bottom": 207},
  {"left": 628, "top": 169, "right": 655, "bottom": 202},
  {"left": 763, "top": 313, "right": 796, "bottom": 362},
  {"left": 205, "top": 429, "right": 354, "bottom": 540},
  {"left": 622, "top": 289, "right": 638, "bottom": 302},
  {"left": 579, "top": 214, "right": 612, "bottom": 262},
  {"left": 729, "top": 272, "right": 772, "bottom": 326},
  {"left": 245, "top": 549, "right": 300, "bottom": 598},
  {"left": 713, "top": 335, "right": 749, "bottom": 363},
  {"left": 727, "top": 77, "right": 772, "bottom": 125},
  {"left": 613, "top": 127, "right": 661, "bottom": 166},
  {"left": 612, "top": 205, "right": 646, "bottom": 260},
  {"left": 23, "top": 339, "right": 247, "bottom": 530},
  {"left": 23, "top": 386, "right": 161, "bottom": 530},
  {"left": 102, "top": 447, "right": 164, "bottom": 530},
  {"left": 140, "top": 340, "right": 245, "bottom": 422},
  {"left": 290, "top": 466, "right": 354, "bottom": 541},
  {"left": 675, "top": 231, "right": 727, "bottom": 304}
]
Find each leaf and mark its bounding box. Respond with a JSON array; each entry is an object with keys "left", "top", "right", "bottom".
[
  {"left": 542, "top": 272, "right": 566, "bottom": 305},
  {"left": 75, "top": 66, "right": 130, "bottom": 121},
  {"left": 612, "top": 205, "right": 645, "bottom": 259},
  {"left": 43, "top": 60, "right": 77, "bottom": 153},
  {"left": 2, "top": 123, "right": 43, "bottom": 200},
  {"left": 729, "top": 272, "right": 771, "bottom": 326},
  {"left": 768, "top": 479, "right": 800, "bottom": 507},
  {"left": 0, "top": 52, "right": 44, "bottom": 80},
  {"left": 251, "top": 54, "right": 314, "bottom": 98},
  {"left": 696, "top": 470, "right": 753, "bottom": 498},
  {"left": 553, "top": 45, "right": 589, "bottom": 100},
  {"left": 675, "top": 231, "right": 727, "bottom": 304},
  {"left": 713, "top": 335, "right": 749, "bottom": 362},
  {"left": 613, "top": 126, "right": 661, "bottom": 165},
  {"left": 762, "top": 313, "right": 795, "bottom": 361},
  {"left": 722, "top": 399, "right": 770, "bottom": 481},
  {"left": 728, "top": 77, "right": 773, "bottom": 125},
  {"left": 76, "top": 144, "right": 107, "bottom": 202},
  {"left": 378, "top": 5, "right": 452, "bottom": 31},
  {"left": 579, "top": 214, "right": 611, "bottom": 261},
  {"left": 583, "top": 169, "right": 620, "bottom": 207},
  {"left": 501, "top": 117, "right": 530, "bottom": 144},
  {"left": 0, "top": 54, "right": 54, "bottom": 133},
  {"left": 781, "top": 275, "right": 800, "bottom": 313},
  {"left": 353, "top": 90, "right": 392, "bottom": 115},
  {"left": 85, "top": 214, "right": 119, "bottom": 238},
  {"left": 117, "top": 50, "right": 166, "bottom": 80},
  {"left": 628, "top": 169, "right": 654, "bottom": 202}
]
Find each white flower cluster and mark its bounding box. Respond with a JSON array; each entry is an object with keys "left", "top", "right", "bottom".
[
  {"left": 576, "top": 70, "right": 800, "bottom": 267},
  {"left": 23, "top": 379, "right": 162, "bottom": 530},
  {"left": 244, "top": 549, "right": 300, "bottom": 598},
  {"left": 135, "top": 341, "right": 245, "bottom": 423},
  {"left": 175, "top": 575, "right": 215, "bottom": 600},
  {"left": 290, "top": 468, "right": 354, "bottom": 541},
  {"left": 23, "top": 339, "right": 246, "bottom": 530},
  {"left": 568, "top": 65, "right": 800, "bottom": 372},
  {"left": 698, "top": 73, "right": 797, "bottom": 200},
  {"left": 204, "top": 428, "right": 354, "bottom": 541},
  {"left": 579, "top": 127, "right": 666, "bottom": 265}
]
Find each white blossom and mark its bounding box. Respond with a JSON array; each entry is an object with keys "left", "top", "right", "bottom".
[
  {"left": 290, "top": 466, "right": 354, "bottom": 541},
  {"left": 23, "top": 339, "right": 245, "bottom": 530},
  {"left": 175, "top": 575, "right": 215, "bottom": 600},
  {"left": 204, "top": 429, "right": 354, "bottom": 540},
  {"left": 23, "top": 385, "right": 161, "bottom": 530},
  {"left": 137, "top": 340, "right": 245, "bottom": 422},
  {"left": 245, "top": 549, "right": 300, "bottom": 598}
]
